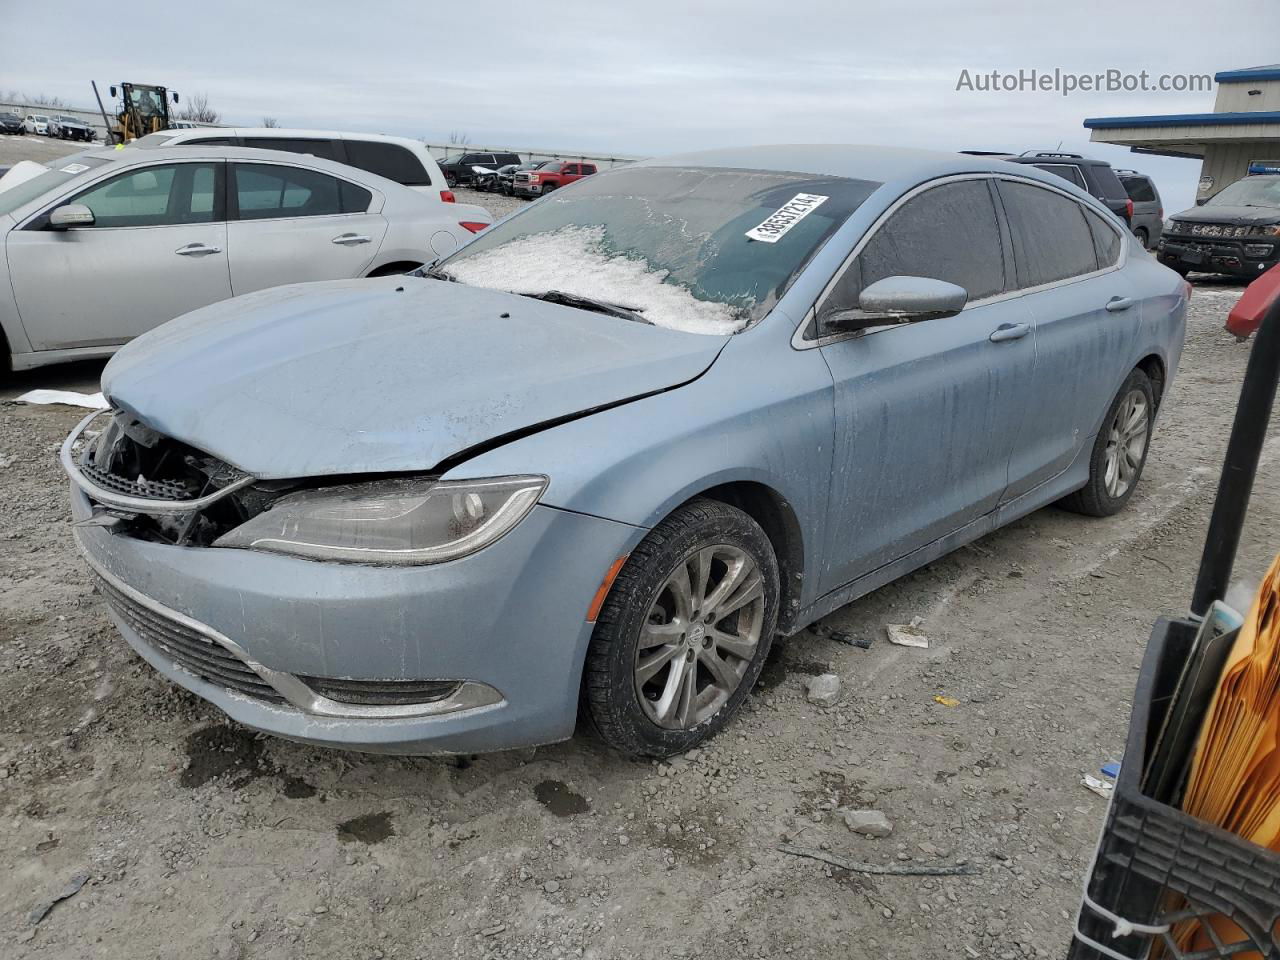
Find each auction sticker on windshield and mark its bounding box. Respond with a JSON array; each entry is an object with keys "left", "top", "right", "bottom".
[{"left": 745, "top": 193, "right": 828, "bottom": 243}]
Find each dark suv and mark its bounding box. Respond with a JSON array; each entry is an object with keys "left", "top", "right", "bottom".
[
  {"left": 438, "top": 151, "right": 522, "bottom": 187},
  {"left": 1004, "top": 152, "right": 1133, "bottom": 226},
  {"left": 1158, "top": 175, "right": 1280, "bottom": 279}
]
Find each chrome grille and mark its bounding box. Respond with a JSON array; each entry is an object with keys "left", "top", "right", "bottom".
[
  {"left": 93, "top": 574, "right": 284, "bottom": 703},
  {"left": 514, "top": 173, "right": 531, "bottom": 184}
]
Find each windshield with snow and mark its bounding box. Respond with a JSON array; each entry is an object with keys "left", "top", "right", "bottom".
[{"left": 440, "top": 165, "right": 881, "bottom": 334}]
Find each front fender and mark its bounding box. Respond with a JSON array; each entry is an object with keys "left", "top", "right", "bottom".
[{"left": 443, "top": 320, "right": 836, "bottom": 609}]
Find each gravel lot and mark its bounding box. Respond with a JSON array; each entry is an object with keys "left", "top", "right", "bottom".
[{"left": 2, "top": 133, "right": 1279, "bottom": 960}]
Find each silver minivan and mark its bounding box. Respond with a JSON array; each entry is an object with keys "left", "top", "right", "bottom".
[{"left": 1118, "top": 170, "right": 1164, "bottom": 249}]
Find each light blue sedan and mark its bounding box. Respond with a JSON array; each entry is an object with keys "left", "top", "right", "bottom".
[{"left": 63, "top": 145, "right": 1188, "bottom": 758}]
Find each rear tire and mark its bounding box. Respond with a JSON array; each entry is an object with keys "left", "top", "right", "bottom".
[
  {"left": 1134, "top": 227, "right": 1149, "bottom": 249},
  {"left": 1059, "top": 368, "right": 1155, "bottom": 517},
  {"left": 582, "top": 499, "right": 779, "bottom": 758}
]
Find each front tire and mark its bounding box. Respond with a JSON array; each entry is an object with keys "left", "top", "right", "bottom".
[
  {"left": 1060, "top": 368, "right": 1155, "bottom": 517},
  {"left": 582, "top": 499, "right": 779, "bottom": 758}
]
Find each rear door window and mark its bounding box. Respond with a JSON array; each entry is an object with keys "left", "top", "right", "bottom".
[
  {"left": 581, "top": 164, "right": 597, "bottom": 175},
  {"left": 998, "top": 180, "right": 1101, "bottom": 287},
  {"left": 232, "top": 163, "right": 366, "bottom": 219},
  {"left": 184, "top": 136, "right": 239, "bottom": 147},
  {"left": 1085, "top": 208, "right": 1123, "bottom": 268},
  {"left": 821, "top": 178, "right": 1007, "bottom": 323},
  {"left": 344, "top": 140, "right": 431, "bottom": 185}
]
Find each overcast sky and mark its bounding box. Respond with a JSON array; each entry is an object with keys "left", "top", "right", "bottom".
[{"left": 4, "top": 0, "right": 1277, "bottom": 211}]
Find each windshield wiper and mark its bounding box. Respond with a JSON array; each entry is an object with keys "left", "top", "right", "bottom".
[
  {"left": 519, "top": 290, "right": 652, "bottom": 325},
  {"left": 417, "top": 264, "right": 456, "bottom": 282}
]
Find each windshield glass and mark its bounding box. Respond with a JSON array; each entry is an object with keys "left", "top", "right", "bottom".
[
  {"left": 440, "top": 165, "right": 880, "bottom": 334},
  {"left": 0, "top": 156, "right": 112, "bottom": 217},
  {"left": 1207, "top": 177, "right": 1280, "bottom": 209}
]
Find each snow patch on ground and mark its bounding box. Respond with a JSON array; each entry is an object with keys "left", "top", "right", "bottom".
[{"left": 447, "top": 226, "right": 746, "bottom": 335}]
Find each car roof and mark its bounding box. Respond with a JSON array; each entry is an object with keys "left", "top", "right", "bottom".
[
  {"left": 638, "top": 144, "right": 1091, "bottom": 193},
  {"left": 51, "top": 144, "right": 421, "bottom": 200},
  {"left": 151, "top": 127, "right": 431, "bottom": 149}
]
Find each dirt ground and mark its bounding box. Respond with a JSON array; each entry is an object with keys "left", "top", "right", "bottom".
[{"left": 2, "top": 133, "right": 1279, "bottom": 959}]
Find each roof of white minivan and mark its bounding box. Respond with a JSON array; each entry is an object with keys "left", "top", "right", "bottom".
[{"left": 137, "top": 128, "right": 428, "bottom": 147}]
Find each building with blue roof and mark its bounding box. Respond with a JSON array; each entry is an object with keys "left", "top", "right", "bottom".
[{"left": 1084, "top": 65, "right": 1280, "bottom": 202}]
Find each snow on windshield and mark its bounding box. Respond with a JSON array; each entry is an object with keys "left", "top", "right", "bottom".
[{"left": 446, "top": 225, "right": 748, "bottom": 335}]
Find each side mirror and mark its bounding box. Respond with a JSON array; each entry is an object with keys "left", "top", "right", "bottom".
[
  {"left": 109, "top": 86, "right": 117, "bottom": 98},
  {"left": 171, "top": 91, "right": 179, "bottom": 103},
  {"left": 824, "top": 276, "right": 968, "bottom": 335},
  {"left": 49, "top": 204, "right": 95, "bottom": 230}
]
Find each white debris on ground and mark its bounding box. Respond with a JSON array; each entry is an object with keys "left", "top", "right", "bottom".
[
  {"left": 886, "top": 617, "right": 930, "bottom": 648},
  {"left": 805, "top": 673, "right": 841, "bottom": 706},
  {"left": 446, "top": 225, "right": 748, "bottom": 335},
  {"left": 14, "top": 389, "right": 107, "bottom": 410},
  {"left": 843, "top": 809, "right": 894, "bottom": 837}
]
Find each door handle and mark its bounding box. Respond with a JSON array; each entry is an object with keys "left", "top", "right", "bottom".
[
  {"left": 1105, "top": 297, "right": 1135, "bottom": 312},
  {"left": 175, "top": 243, "right": 221, "bottom": 256},
  {"left": 989, "top": 322, "right": 1031, "bottom": 343},
  {"left": 332, "top": 233, "right": 372, "bottom": 245}
]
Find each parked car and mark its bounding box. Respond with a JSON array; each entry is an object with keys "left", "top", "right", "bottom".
[
  {"left": 1117, "top": 170, "right": 1163, "bottom": 248},
  {"left": 0, "top": 113, "right": 24, "bottom": 135},
  {"left": 996, "top": 151, "right": 1134, "bottom": 226},
  {"left": 512, "top": 160, "right": 597, "bottom": 198},
  {"left": 437, "top": 151, "right": 522, "bottom": 188},
  {"left": 1158, "top": 174, "right": 1280, "bottom": 278},
  {"left": 135, "top": 128, "right": 456, "bottom": 203},
  {"left": 49, "top": 115, "right": 94, "bottom": 141},
  {"left": 60, "top": 145, "right": 1187, "bottom": 759},
  {"left": 23, "top": 114, "right": 51, "bottom": 135},
  {"left": 0, "top": 144, "right": 491, "bottom": 371},
  {"left": 497, "top": 162, "right": 540, "bottom": 196}
]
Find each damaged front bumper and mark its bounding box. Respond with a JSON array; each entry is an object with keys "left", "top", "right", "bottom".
[{"left": 65, "top": 429, "right": 639, "bottom": 755}]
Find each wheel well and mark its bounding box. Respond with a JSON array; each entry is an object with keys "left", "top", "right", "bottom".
[
  {"left": 1137, "top": 354, "right": 1166, "bottom": 409},
  {"left": 695, "top": 482, "right": 805, "bottom": 633},
  {"left": 366, "top": 261, "right": 423, "bottom": 278}
]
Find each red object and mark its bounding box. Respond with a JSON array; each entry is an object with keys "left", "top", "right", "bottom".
[
  {"left": 439, "top": 190, "right": 456, "bottom": 203},
  {"left": 1226, "top": 263, "right": 1280, "bottom": 339},
  {"left": 520, "top": 161, "right": 598, "bottom": 194},
  {"left": 1126, "top": 198, "right": 1134, "bottom": 222},
  {"left": 458, "top": 221, "right": 488, "bottom": 233}
]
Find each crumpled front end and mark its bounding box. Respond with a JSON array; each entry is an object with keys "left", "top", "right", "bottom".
[{"left": 62, "top": 409, "right": 639, "bottom": 754}]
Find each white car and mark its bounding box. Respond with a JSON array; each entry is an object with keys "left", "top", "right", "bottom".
[
  {"left": 24, "top": 114, "right": 51, "bottom": 135},
  {"left": 134, "top": 128, "right": 456, "bottom": 202},
  {"left": 0, "top": 144, "right": 492, "bottom": 371}
]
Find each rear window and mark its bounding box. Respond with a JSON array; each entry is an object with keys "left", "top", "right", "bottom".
[
  {"left": 1120, "top": 176, "right": 1157, "bottom": 203},
  {"left": 344, "top": 140, "right": 431, "bottom": 186},
  {"left": 1032, "top": 163, "right": 1086, "bottom": 190}
]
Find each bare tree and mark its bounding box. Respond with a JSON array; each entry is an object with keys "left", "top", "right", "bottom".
[
  {"left": 176, "top": 92, "right": 219, "bottom": 124},
  {"left": 20, "top": 92, "right": 68, "bottom": 108},
  {"left": 448, "top": 130, "right": 469, "bottom": 146},
  {"left": 261, "top": 116, "right": 279, "bottom": 128}
]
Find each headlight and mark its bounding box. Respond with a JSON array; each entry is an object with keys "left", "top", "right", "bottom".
[
  {"left": 1253, "top": 224, "right": 1280, "bottom": 238},
  {"left": 214, "top": 476, "right": 547, "bottom": 564}
]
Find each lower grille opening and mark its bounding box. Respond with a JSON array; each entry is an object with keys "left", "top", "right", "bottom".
[
  {"left": 93, "top": 574, "right": 285, "bottom": 704},
  {"left": 298, "top": 677, "right": 462, "bottom": 706}
]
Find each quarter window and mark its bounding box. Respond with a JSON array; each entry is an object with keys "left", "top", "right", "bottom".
[
  {"left": 232, "top": 164, "right": 369, "bottom": 219},
  {"left": 344, "top": 141, "right": 431, "bottom": 185},
  {"left": 69, "top": 162, "right": 219, "bottom": 227},
  {"left": 820, "top": 178, "right": 1006, "bottom": 324},
  {"left": 246, "top": 137, "right": 342, "bottom": 162},
  {"left": 1120, "top": 177, "right": 1156, "bottom": 203},
  {"left": 1086, "top": 208, "right": 1122, "bottom": 268},
  {"left": 998, "top": 180, "right": 1100, "bottom": 288},
  {"left": 1033, "top": 163, "right": 1087, "bottom": 190}
]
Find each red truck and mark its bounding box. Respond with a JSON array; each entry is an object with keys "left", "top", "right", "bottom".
[{"left": 512, "top": 160, "right": 597, "bottom": 198}]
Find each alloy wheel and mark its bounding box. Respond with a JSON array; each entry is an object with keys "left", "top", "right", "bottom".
[
  {"left": 1104, "top": 389, "right": 1149, "bottom": 499},
  {"left": 633, "top": 544, "right": 765, "bottom": 730}
]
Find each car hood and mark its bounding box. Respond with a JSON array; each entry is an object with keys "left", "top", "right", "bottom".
[
  {"left": 102, "top": 278, "right": 728, "bottom": 479},
  {"left": 1174, "top": 204, "right": 1280, "bottom": 225}
]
